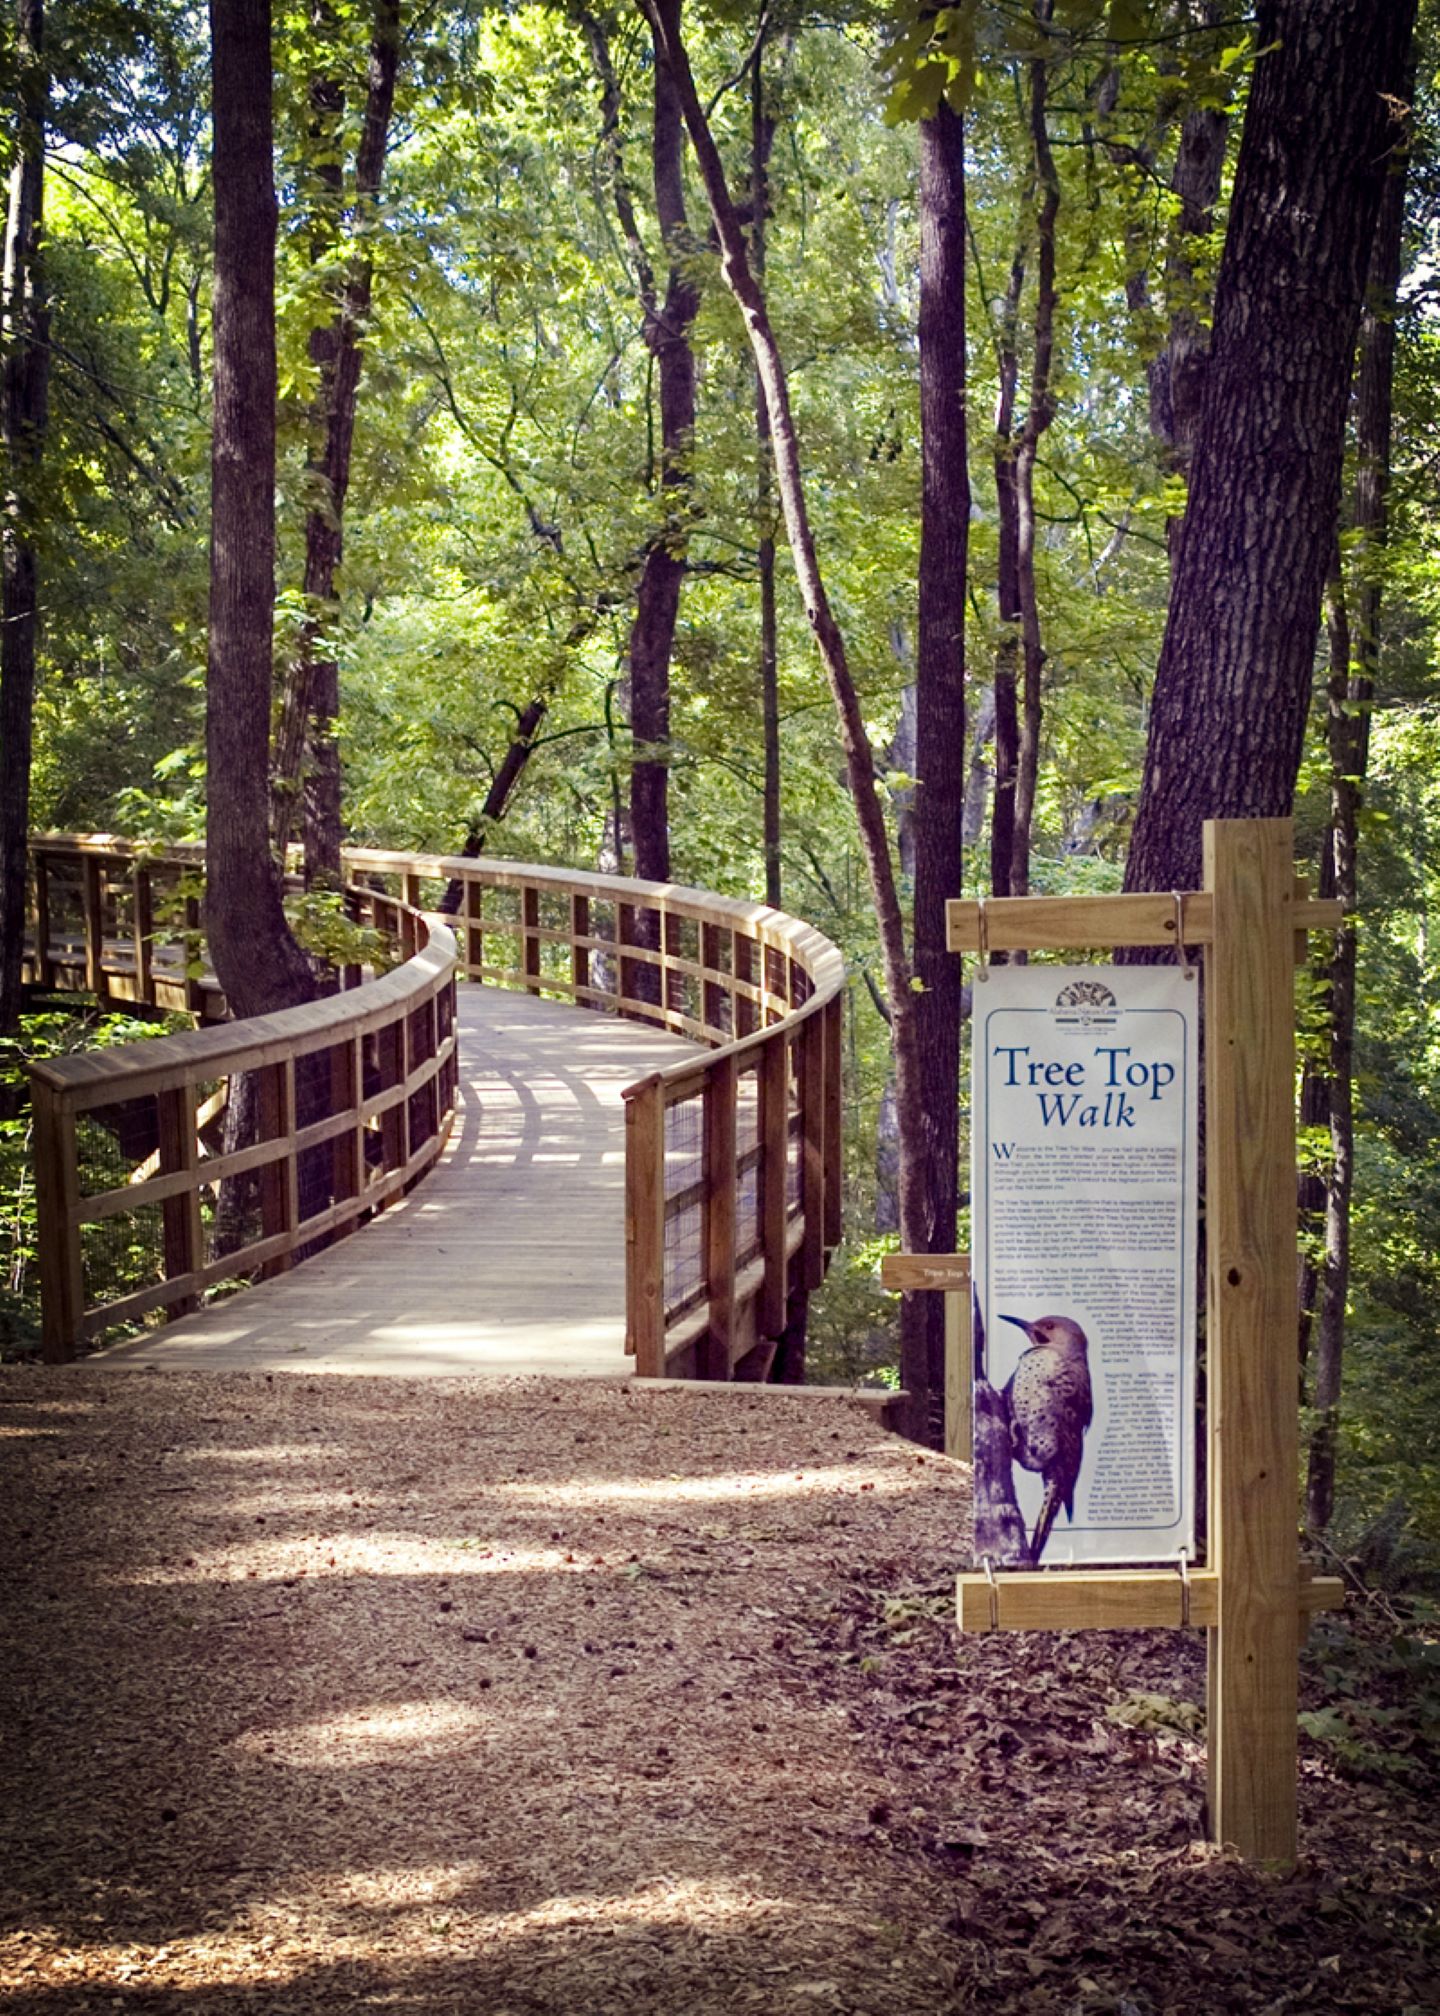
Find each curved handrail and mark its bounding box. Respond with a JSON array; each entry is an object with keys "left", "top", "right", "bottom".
[
  {"left": 25, "top": 838, "right": 458, "bottom": 1359},
  {"left": 25, "top": 835, "right": 845, "bottom": 1376}
]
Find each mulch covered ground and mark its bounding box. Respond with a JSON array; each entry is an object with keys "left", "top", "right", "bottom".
[{"left": 1, "top": 1367, "right": 1435, "bottom": 2014}]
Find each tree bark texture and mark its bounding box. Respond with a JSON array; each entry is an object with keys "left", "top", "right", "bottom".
[
  {"left": 627, "top": 0, "right": 699, "bottom": 889},
  {"left": 1124, "top": 0, "right": 1417, "bottom": 899},
  {"left": 1010, "top": 8, "right": 1058, "bottom": 900},
  {"left": 0, "top": 0, "right": 48, "bottom": 1043},
  {"left": 206, "top": 0, "right": 315, "bottom": 1020},
  {"left": 1306, "top": 132, "right": 1408, "bottom": 1535},
  {"left": 270, "top": 0, "right": 401, "bottom": 885},
  {"left": 903, "top": 97, "right": 969, "bottom": 1446},
  {"left": 642, "top": 0, "right": 931, "bottom": 1428},
  {"left": 989, "top": 225, "right": 1023, "bottom": 906},
  {"left": 753, "top": 34, "right": 782, "bottom": 910}
]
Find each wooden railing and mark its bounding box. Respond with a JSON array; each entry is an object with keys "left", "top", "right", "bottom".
[
  {"left": 25, "top": 837, "right": 844, "bottom": 1376},
  {"left": 25, "top": 839, "right": 458, "bottom": 1360},
  {"left": 344, "top": 850, "right": 846, "bottom": 1381}
]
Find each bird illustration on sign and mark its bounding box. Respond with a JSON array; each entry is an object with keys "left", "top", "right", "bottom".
[{"left": 974, "top": 1310, "right": 1094, "bottom": 1566}]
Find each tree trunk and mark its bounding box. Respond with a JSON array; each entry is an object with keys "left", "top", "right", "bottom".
[
  {"left": 1124, "top": 0, "right": 1417, "bottom": 899},
  {"left": 437, "top": 694, "right": 548, "bottom": 912},
  {"left": 989, "top": 236, "right": 1024, "bottom": 905},
  {"left": 1306, "top": 129, "right": 1408, "bottom": 1535},
  {"left": 1010, "top": 7, "right": 1058, "bottom": 899},
  {"left": 753, "top": 30, "right": 782, "bottom": 910},
  {"left": 642, "top": 0, "right": 931, "bottom": 1432},
  {"left": 902, "top": 98, "right": 969, "bottom": 1449},
  {"left": 270, "top": 0, "right": 401, "bottom": 885},
  {"left": 627, "top": 0, "right": 699, "bottom": 889},
  {"left": 0, "top": 0, "right": 48, "bottom": 1045},
  {"left": 206, "top": 0, "right": 315, "bottom": 1020}
]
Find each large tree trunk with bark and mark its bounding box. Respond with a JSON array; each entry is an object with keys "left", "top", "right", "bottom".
[
  {"left": 270, "top": 0, "right": 401, "bottom": 888},
  {"left": 626, "top": 0, "right": 698, "bottom": 888},
  {"left": 0, "top": 0, "right": 49, "bottom": 1045},
  {"left": 752, "top": 30, "right": 782, "bottom": 910},
  {"left": 1306, "top": 131, "right": 1409, "bottom": 1535},
  {"left": 206, "top": 0, "right": 315, "bottom": 1021},
  {"left": 902, "top": 99, "right": 969, "bottom": 1446},
  {"left": 1124, "top": 0, "right": 1417, "bottom": 899},
  {"left": 1009, "top": 8, "right": 1058, "bottom": 899}
]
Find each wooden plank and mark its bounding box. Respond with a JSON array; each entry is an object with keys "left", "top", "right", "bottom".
[
  {"left": 880, "top": 1252, "right": 971, "bottom": 1291},
  {"left": 701, "top": 1051, "right": 738, "bottom": 1380},
  {"left": 948, "top": 889, "right": 1343, "bottom": 953},
  {"left": 31, "top": 1078, "right": 82, "bottom": 1362},
  {"left": 625, "top": 1078, "right": 667, "bottom": 1375},
  {"left": 956, "top": 1567, "right": 1343, "bottom": 1634},
  {"left": 1204, "top": 817, "right": 1301, "bottom": 1867},
  {"left": 822, "top": 992, "right": 843, "bottom": 1249},
  {"left": 799, "top": 1009, "right": 825, "bottom": 1291},
  {"left": 757, "top": 1032, "right": 789, "bottom": 1337},
  {"left": 157, "top": 1082, "right": 202, "bottom": 1321}
]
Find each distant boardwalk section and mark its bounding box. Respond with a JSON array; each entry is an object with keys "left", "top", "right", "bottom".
[{"left": 96, "top": 988, "right": 699, "bottom": 1377}]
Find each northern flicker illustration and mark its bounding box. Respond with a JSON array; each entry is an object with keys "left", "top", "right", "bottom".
[{"left": 997, "top": 1313, "right": 1094, "bottom": 1563}]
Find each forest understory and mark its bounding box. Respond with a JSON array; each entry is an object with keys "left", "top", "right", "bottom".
[{"left": 1, "top": 1369, "right": 1435, "bottom": 2015}]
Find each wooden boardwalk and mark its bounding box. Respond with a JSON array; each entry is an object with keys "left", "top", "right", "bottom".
[{"left": 93, "top": 986, "right": 699, "bottom": 1378}]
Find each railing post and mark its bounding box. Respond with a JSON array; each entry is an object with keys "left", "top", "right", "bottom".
[
  {"left": 702, "top": 1052, "right": 737, "bottom": 1379},
  {"left": 799, "top": 1008, "right": 826, "bottom": 1291},
  {"left": 32, "top": 848, "right": 53, "bottom": 989},
  {"left": 332, "top": 1034, "right": 362, "bottom": 1206},
  {"left": 258, "top": 1060, "right": 298, "bottom": 1275},
  {"left": 734, "top": 932, "right": 757, "bottom": 1037},
  {"left": 625, "top": 1078, "right": 667, "bottom": 1376},
  {"left": 31, "top": 1076, "right": 81, "bottom": 1363},
  {"left": 758, "top": 1031, "right": 789, "bottom": 1338},
  {"left": 572, "top": 892, "right": 590, "bottom": 1002},
  {"left": 184, "top": 886, "right": 205, "bottom": 1017},
  {"left": 822, "top": 990, "right": 843, "bottom": 1251},
  {"left": 522, "top": 884, "right": 542, "bottom": 992},
  {"left": 464, "top": 876, "right": 484, "bottom": 979},
  {"left": 133, "top": 860, "right": 154, "bottom": 1004},
  {"left": 157, "top": 1082, "right": 203, "bottom": 1319},
  {"left": 82, "top": 855, "right": 106, "bottom": 1002}
]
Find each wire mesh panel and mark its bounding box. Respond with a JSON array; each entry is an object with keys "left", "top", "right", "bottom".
[
  {"left": 662, "top": 1092, "right": 705, "bottom": 1319},
  {"left": 735, "top": 1063, "right": 762, "bottom": 1269}
]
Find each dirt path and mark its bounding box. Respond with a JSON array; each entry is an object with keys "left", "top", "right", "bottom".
[{"left": 2, "top": 1370, "right": 1435, "bottom": 2014}]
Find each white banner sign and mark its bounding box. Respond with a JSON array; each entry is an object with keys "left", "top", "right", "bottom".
[{"left": 971, "top": 963, "right": 1198, "bottom": 1568}]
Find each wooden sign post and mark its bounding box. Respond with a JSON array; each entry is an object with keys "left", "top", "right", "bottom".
[{"left": 899, "top": 820, "right": 1345, "bottom": 1868}]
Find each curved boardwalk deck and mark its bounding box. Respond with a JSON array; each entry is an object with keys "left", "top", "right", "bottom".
[{"left": 94, "top": 985, "right": 699, "bottom": 1378}]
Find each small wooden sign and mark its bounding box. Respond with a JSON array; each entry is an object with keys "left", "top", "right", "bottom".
[{"left": 879, "top": 1253, "right": 970, "bottom": 1292}]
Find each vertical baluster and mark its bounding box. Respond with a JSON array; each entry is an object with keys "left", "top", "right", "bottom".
[
  {"left": 523, "top": 885, "right": 541, "bottom": 992},
  {"left": 33, "top": 848, "right": 53, "bottom": 989},
  {"left": 799, "top": 1009, "right": 825, "bottom": 1291},
  {"left": 625, "top": 1077, "right": 666, "bottom": 1375},
  {"left": 133, "top": 861, "right": 154, "bottom": 1004},
  {"left": 83, "top": 855, "right": 105, "bottom": 1001},
  {"left": 158, "top": 1081, "right": 202, "bottom": 1318},
  {"left": 572, "top": 892, "right": 590, "bottom": 1002},
  {"left": 31, "top": 1075, "right": 81, "bottom": 1363},
  {"left": 465, "top": 876, "right": 484, "bottom": 979},
  {"left": 822, "top": 991, "right": 843, "bottom": 1250},
  {"left": 758, "top": 1031, "right": 789, "bottom": 1339},
  {"left": 258, "top": 1059, "right": 298, "bottom": 1276},
  {"left": 701, "top": 1053, "right": 738, "bottom": 1379}
]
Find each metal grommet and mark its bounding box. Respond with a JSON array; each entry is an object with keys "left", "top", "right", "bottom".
[
  {"left": 982, "top": 1554, "right": 999, "bottom": 1631},
  {"left": 1172, "top": 891, "right": 1195, "bottom": 981},
  {"left": 976, "top": 898, "right": 990, "bottom": 983}
]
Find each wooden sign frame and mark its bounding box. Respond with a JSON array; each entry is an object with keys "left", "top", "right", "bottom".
[{"left": 890, "top": 820, "right": 1345, "bottom": 1868}]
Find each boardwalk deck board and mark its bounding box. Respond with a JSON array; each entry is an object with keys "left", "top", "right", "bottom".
[{"left": 91, "top": 986, "right": 700, "bottom": 1378}]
